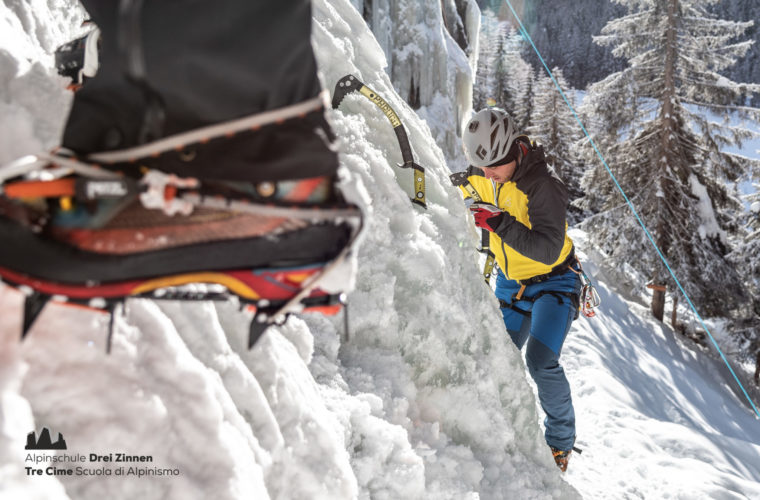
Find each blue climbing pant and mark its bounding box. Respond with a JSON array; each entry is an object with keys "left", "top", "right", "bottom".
[{"left": 495, "top": 267, "right": 581, "bottom": 452}]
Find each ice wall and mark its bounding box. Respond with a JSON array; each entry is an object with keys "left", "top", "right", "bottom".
[{"left": 355, "top": 0, "right": 480, "bottom": 164}]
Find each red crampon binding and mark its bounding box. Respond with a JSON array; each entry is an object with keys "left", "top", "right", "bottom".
[{"left": 0, "top": 263, "right": 348, "bottom": 351}]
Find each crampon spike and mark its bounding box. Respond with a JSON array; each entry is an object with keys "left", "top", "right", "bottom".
[
  {"left": 22, "top": 291, "right": 50, "bottom": 339},
  {"left": 248, "top": 311, "right": 278, "bottom": 349},
  {"left": 105, "top": 301, "right": 120, "bottom": 354}
]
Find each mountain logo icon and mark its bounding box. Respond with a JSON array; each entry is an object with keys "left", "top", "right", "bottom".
[{"left": 25, "top": 428, "right": 67, "bottom": 450}]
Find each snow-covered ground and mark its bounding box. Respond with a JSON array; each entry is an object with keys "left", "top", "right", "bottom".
[
  {"left": 563, "top": 231, "right": 760, "bottom": 499},
  {"left": 1, "top": 1, "right": 759, "bottom": 499}
]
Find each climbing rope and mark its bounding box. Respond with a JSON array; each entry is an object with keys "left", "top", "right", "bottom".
[{"left": 501, "top": 0, "right": 760, "bottom": 419}]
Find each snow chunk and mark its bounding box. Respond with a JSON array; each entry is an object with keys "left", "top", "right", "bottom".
[{"left": 689, "top": 173, "right": 726, "bottom": 243}]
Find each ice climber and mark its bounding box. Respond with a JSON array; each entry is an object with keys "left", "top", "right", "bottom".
[{"left": 459, "top": 107, "right": 582, "bottom": 472}]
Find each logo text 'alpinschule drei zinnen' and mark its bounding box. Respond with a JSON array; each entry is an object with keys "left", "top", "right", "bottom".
[
  {"left": 25, "top": 428, "right": 67, "bottom": 450},
  {"left": 24, "top": 427, "right": 182, "bottom": 478}
]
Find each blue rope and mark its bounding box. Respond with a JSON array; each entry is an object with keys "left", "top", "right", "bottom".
[{"left": 501, "top": 0, "right": 760, "bottom": 419}]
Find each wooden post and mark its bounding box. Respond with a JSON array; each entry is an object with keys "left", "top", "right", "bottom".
[
  {"left": 754, "top": 350, "right": 760, "bottom": 384},
  {"left": 670, "top": 294, "right": 678, "bottom": 329},
  {"left": 648, "top": 283, "right": 667, "bottom": 322}
]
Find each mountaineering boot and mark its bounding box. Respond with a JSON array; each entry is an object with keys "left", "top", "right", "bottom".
[{"left": 550, "top": 446, "right": 572, "bottom": 472}]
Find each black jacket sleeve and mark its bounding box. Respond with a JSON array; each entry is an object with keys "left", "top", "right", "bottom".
[{"left": 492, "top": 170, "right": 568, "bottom": 265}]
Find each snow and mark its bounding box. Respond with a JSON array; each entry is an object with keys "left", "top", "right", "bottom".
[
  {"left": 563, "top": 231, "right": 760, "bottom": 499},
  {"left": 682, "top": 102, "right": 760, "bottom": 204},
  {"left": 688, "top": 173, "right": 727, "bottom": 243},
  {"left": 1, "top": 1, "right": 760, "bottom": 500}
]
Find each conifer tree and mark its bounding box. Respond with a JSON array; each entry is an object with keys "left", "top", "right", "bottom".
[
  {"left": 473, "top": 9, "right": 500, "bottom": 111},
  {"left": 491, "top": 25, "right": 510, "bottom": 109},
  {"left": 579, "top": 0, "right": 760, "bottom": 318},
  {"left": 473, "top": 18, "right": 533, "bottom": 125},
  {"left": 497, "top": 29, "right": 533, "bottom": 129},
  {"left": 738, "top": 188, "right": 760, "bottom": 292},
  {"left": 729, "top": 187, "right": 760, "bottom": 380},
  {"left": 504, "top": 39, "right": 534, "bottom": 129},
  {"left": 527, "top": 68, "right": 585, "bottom": 222}
]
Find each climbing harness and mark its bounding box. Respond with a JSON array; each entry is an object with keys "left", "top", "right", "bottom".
[
  {"left": 497, "top": 254, "right": 599, "bottom": 320},
  {"left": 499, "top": 290, "right": 580, "bottom": 319}
]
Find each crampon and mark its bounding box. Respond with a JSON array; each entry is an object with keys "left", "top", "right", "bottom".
[
  {"left": 1, "top": 0, "right": 365, "bottom": 351},
  {"left": 550, "top": 444, "right": 582, "bottom": 473}
]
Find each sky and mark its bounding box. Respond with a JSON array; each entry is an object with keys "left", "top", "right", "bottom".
[{"left": 1, "top": 1, "right": 759, "bottom": 499}]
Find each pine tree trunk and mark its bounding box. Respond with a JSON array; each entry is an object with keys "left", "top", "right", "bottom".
[
  {"left": 650, "top": 0, "right": 679, "bottom": 325},
  {"left": 652, "top": 287, "right": 666, "bottom": 322},
  {"left": 671, "top": 294, "right": 678, "bottom": 328}
]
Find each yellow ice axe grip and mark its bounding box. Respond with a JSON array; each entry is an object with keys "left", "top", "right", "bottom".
[
  {"left": 357, "top": 85, "right": 402, "bottom": 128},
  {"left": 483, "top": 253, "right": 495, "bottom": 283}
]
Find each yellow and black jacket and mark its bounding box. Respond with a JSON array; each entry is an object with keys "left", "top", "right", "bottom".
[{"left": 458, "top": 140, "right": 574, "bottom": 282}]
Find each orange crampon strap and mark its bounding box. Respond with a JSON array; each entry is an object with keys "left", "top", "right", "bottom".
[{"left": 3, "top": 178, "right": 76, "bottom": 198}]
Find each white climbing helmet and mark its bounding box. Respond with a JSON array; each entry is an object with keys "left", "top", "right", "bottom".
[{"left": 462, "top": 108, "right": 520, "bottom": 168}]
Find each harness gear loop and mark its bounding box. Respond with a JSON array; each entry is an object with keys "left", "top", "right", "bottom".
[{"left": 567, "top": 256, "right": 601, "bottom": 318}]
